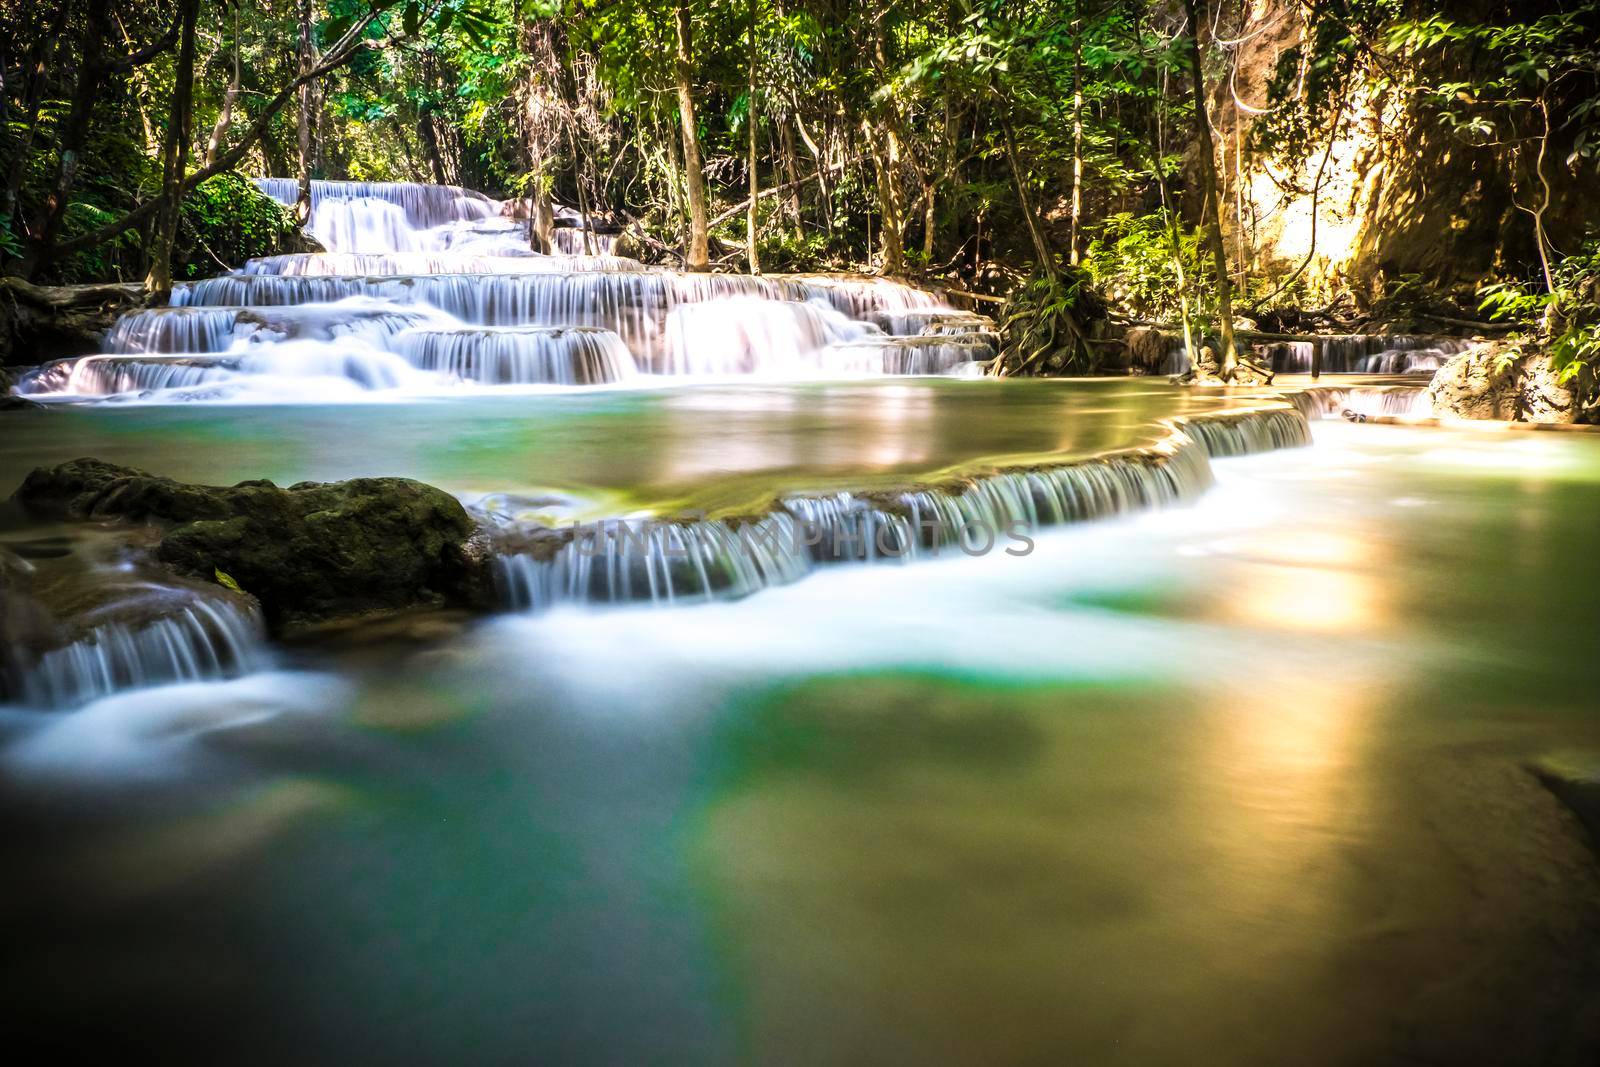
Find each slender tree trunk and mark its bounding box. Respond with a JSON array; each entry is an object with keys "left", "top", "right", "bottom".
[
  {"left": 674, "top": 3, "right": 710, "bottom": 271},
  {"left": 1070, "top": 19, "right": 1084, "bottom": 266},
  {"left": 868, "top": 23, "right": 906, "bottom": 275},
  {"left": 113, "top": 10, "right": 160, "bottom": 153},
  {"left": 1181, "top": 0, "right": 1238, "bottom": 379},
  {"left": 295, "top": 0, "right": 315, "bottom": 222},
  {"left": 746, "top": 0, "right": 761, "bottom": 274},
  {"left": 1150, "top": 102, "right": 1197, "bottom": 370},
  {"left": 996, "top": 95, "right": 1054, "bottom": 279},
  {"left": 865, "top": 121, "right": 906, "bottom": 275},
  {"left": 418, "top": 107, "right": 449, "bottom": 185},
  {"left": 794, "top": 111, "right": 831, "bottom": 235},
  {"left": 519, "top": 14, "right": 560, "bottom": 253},
  {"left": 145, "top": 0, "right": 201, "bottom": 297},
  {"left": 1529, "top": 96, "right": 1556, "bottom": 296},
  {"left": 778, "top": 106, "right": 803, "bottom": 237},
  {"left": 205, "top": 1, "right": 242, "bottom": 168}
]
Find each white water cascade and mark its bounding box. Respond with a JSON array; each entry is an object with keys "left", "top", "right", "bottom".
[
  {"left": 1, "top": 580, "right": 270, "bottom": 710},
  {"left": 16, "top": 179, "right": 995, "bottom": 401},
  {"left": 488, "top": 405, "right": 1312, "bottom": 611},
  {"left": 1143, "top": 333, "right": 1477, "bottom": 376}
]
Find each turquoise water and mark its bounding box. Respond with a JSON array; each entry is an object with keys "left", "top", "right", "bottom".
[{"left": 4, "top": 400, "right": 1600, "bottom": 1063}]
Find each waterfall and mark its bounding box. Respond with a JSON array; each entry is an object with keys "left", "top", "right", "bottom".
[
  {"left": 396, "top": 326, "right": 639, "bottom": 385},
  {"left": 3, "top": 585, "right": 270, "bottom": 710},
  {"left": 1290, "top": 384, "right": 1431, "bottom": 419},
  {"left": 243, "top": 253, "right": 646, "bottom": 276},
  {"left": 1145, "top": 334, "right": 1475, "bottom": 377},
  {"left": 1264, "top": 335, "right": 1476, "bottom": 374},
  {"left": 31, "top": 178, "right": 988, "bottom": 400},
  {"left": 488, "top": 403, "right": 1311, "bottom": 611},
  {"left": 660, "top": 298, "right": 880, "bottom": 375},
  {"left": 254, "top": 178, "right": 501, "bottom": 228}
]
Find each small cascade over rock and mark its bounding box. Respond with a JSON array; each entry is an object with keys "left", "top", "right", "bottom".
[
  {"left": 488, "top": 403, "right": 1311, "bottom": 611},
  {"left": 2, "top": 561, "right": 271, "bottom": 711},
  {"left": 1261, "top": 335, "right": 1476, "bottom": 374},
  {"left": 7, "top": 589, "right": 269, "bottom": 709},
  {"left": 1290, "top": 384, "right": 1432, "bottom": 419},
  {"left": 1143, "top": 333, "right": 1477, "bottom": 377}
]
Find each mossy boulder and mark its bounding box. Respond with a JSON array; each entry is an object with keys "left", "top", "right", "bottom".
[{"left": 12, "top": 458, "right": 490, "bottom": 631}]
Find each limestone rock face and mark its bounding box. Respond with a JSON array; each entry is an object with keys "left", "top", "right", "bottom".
[
  {"left": 12, "top": 458, "right": 491, "bottom": 631},
  {"left": 1425, "top": 343, "right": 1580, "bottom": 423}
]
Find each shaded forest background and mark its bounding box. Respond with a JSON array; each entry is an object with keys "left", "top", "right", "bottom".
[{"left": 2, "top": 0, "right": 1598, "bottom": 369}]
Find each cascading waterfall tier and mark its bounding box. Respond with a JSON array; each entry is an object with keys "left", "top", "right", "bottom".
[
  {"left": 243, "top": 253, "right": 647, "bottom": 276},
  {"left": 1261, "top": 335, "right": 1476, "bottom": 375},
  {"left": 1147, "top": 333, "right": 1477, "bottom": 376},
  {"left": 170, "top": 271, "right": 949, "bottom": 373},
  {"left": 488, "top": 403, "right": 1313, "bottom": 611},
  {"left": 396, "top": 326, "right": 639, "bottom": 385},
  {"left": 1289, "top": 384, "right": 1432, "bottom": 419},
  {"left": 24, "top": 177, "right": 989, "bottom": 399}
]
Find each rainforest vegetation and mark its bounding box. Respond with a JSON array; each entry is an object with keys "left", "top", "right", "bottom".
[{"left": 2, "top": 0, "right": 1598, "bottom": 382}]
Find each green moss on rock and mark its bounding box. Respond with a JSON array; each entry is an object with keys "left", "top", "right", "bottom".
[{"left": 12, "top": 458, "right": 489, "bottom": 630}]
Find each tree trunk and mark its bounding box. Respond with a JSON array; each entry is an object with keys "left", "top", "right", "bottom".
[
  {"left": 204, "top": 1, "right": 243, "bottom": 168},
  {"left": 996, "top": 95, "right": 1054, "bottom": 279},
  {"left": 1181, "top": 0, "right": 1239, "bottom": 379},
  {"left": 865, "top": 120, "right": 906, "bottom": 275},
  {"left": 418, "top": 108, "right": 449, "bottom": 185},
  {"left": 295, "top": 0, "right": 315, "bottom": 223},
  {"left": 674, "top": 3, "right": 710, "bottom": 271},
  {"left": 746, "top": 0, "right": 761, "bottom": 274},
  {"left": 519, "top": 14, "right": 561, "bottom": 254},
  {"left": 778, "top": 105, "right": 803, "bottom": 238},
  {"left": 145, "top": 0, "right": 201, "bottom": 298},
  {"left": 868, "top": 23, "right": 906, "bottom": 275},
  {"left": 1070, "top": 20, "right": 1084, "bottom": 266}
]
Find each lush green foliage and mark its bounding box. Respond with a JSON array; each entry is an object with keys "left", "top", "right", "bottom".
[
  {"left": 174, "top": 174, "right": 301, "bottom": 279},
  {"left": 1, "top": 0, "right": 1596, "bottom": 381}
]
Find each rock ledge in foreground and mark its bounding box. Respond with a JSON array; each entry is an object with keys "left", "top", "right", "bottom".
[{"left": 12, "top": 458, "right": 490, "bottom": 630}]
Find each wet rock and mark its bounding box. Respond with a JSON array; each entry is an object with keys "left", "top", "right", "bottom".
[
  {"left": 1425, "top": 342, "right": 1580, "bottom": 423},
  {"left": 0, "top": 395, "right": 43, "bottom": 411},
  {"left": 1124, "top": 327, "right": 1172, "bottom": 373},
  {"left": 0, "top": 277, "right": 147, "bottom": 365},
  {"left": 11, "top": 458, "right": 491, "bottom": 631},
  {"left": 1530, "top": 752, "right": 1600, "bottom": 846}
]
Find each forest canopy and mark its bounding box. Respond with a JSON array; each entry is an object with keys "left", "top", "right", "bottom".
[{"left": 3, "top": 0, "right": 1598, "bottom": 370}]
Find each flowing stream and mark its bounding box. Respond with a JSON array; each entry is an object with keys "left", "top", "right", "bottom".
[{"left": 3, "top": 181, "right": 1598, "bottom": 1064}]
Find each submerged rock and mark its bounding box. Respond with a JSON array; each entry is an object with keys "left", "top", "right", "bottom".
[
  {"left": 1425, "top": 342, "right": 1585, "bottom": 423},
  {"left": 12, "top": 458, "right": 490, "bottom": 631}
]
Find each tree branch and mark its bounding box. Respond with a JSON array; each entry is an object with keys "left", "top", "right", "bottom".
[{"left": 50, "top": 13, "right": 384, "bottom": 259}]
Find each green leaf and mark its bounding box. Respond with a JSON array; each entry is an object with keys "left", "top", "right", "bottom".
[{"left": 214, "top": 568, "right": 245, "bottom": 594}]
